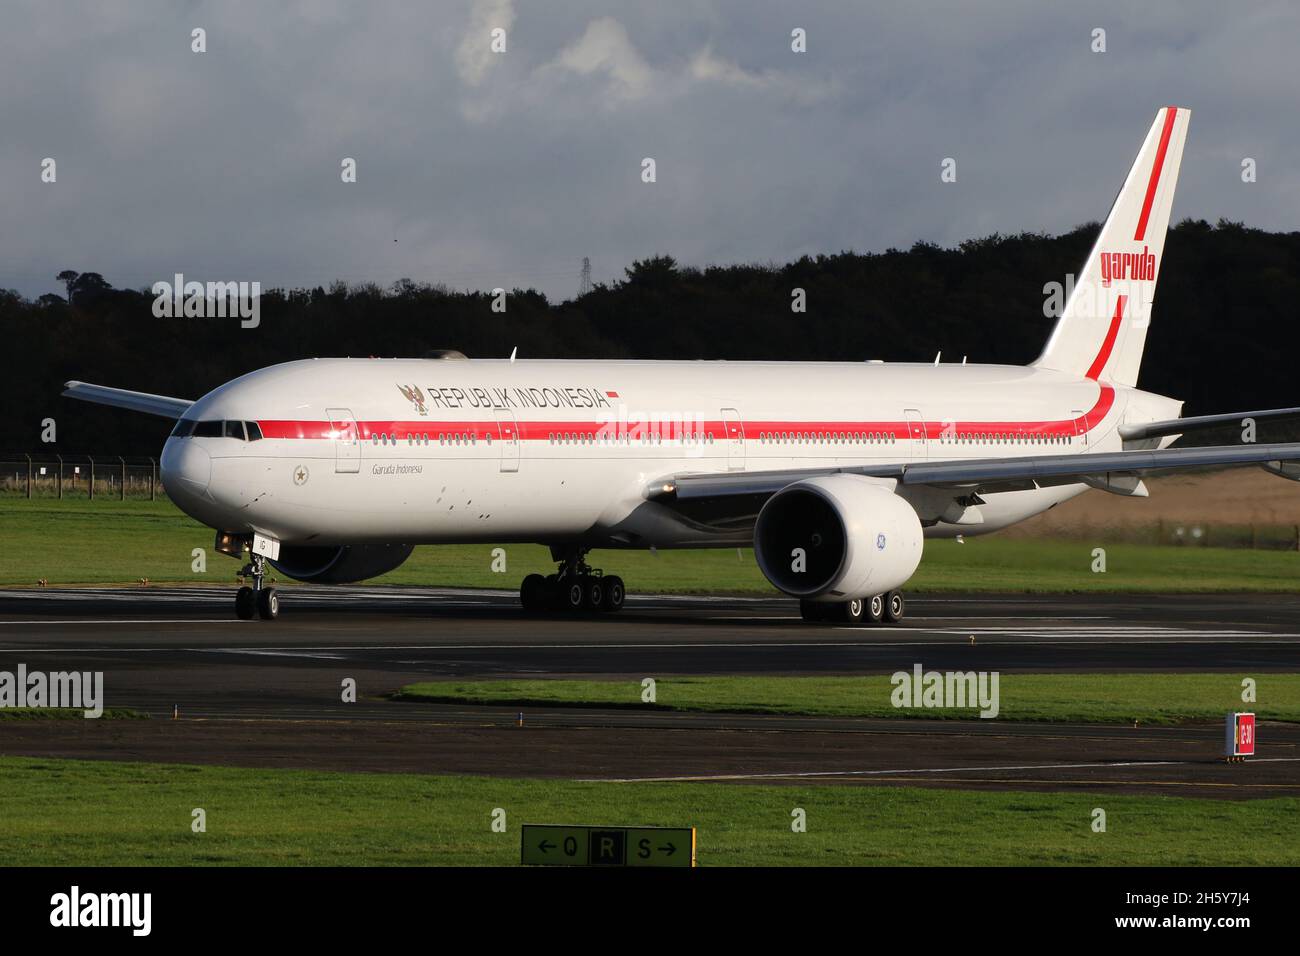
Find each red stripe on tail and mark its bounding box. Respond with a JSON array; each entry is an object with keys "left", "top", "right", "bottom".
[
  {"left": 1133, "top": 107, "right": 1177, "bottom": 241},
  {"left": 1085, "top": 295, "right": 1127, "bottom": 381}
]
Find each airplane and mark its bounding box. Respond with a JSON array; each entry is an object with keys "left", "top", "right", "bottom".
[{"left": 62, "top": 106, "right": 1300, "bottom": 623}]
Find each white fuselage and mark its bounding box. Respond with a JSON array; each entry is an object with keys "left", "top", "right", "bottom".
[{"left": 159, "top": 357, "right": 1179, "bottom": 549}]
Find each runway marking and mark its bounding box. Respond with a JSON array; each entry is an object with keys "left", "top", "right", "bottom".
[
  {"left": 872, "top": 778, "right": 1300, "bottom": 791},
  {"left": 4, "top": 637, "right": 1300, "bottom": 653},
  {"left": 909, "top": 616, "right": 1110, "bottom": 621},
  {"left": 0, "top": 620, "right": 242, "bottom": 626},
  {"left": 585, "top": 756, "right": 1300, "bottom": 783},
  {"left": 199, "top": 649, "right": 348, "bottom": 660}
]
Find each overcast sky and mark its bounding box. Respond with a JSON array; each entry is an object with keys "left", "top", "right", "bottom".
[{"left": 3, "top": 1, "right": 1296, "bottom": 303}]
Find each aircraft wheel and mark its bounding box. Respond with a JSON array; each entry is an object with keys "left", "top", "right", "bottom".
[
  {"left": 841, "top": 597, "right": 866, "bottom": 624},
  {"left": 235, "top": 586, "right": 256, "bottom": 620},
  {"left": 561, "top": 578, "right": 586, "bottom": 612},
  {"left": 799, "top": 599, "right": 825, "bottom": 623},
  {"left": 600, "top": 575, "right": 625, "bottom": 612},
  {"left": 883, "top": 590, "right": 905, "bottom": 624},
  {"left": 584, "top": 576, "right": 605, "bottom": 610},
  {"left": 867, "top": 593, "right": 885, "bottom": 625},
  {"left": 520, "top": 574, "right": 546, "bottom": 610},
  {"left": 256, "top": 587, "right": 279, "bottom": 620}
]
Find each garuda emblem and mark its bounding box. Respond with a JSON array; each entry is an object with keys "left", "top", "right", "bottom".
[{"left": 397, "top": 384, "right": 428, "bottom": 416}]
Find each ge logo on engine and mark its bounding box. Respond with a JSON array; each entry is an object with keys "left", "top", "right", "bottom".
[{"left": 876, "top": 533, "right": 887, "bottom": 551}]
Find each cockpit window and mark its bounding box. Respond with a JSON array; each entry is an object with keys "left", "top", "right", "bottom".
[{"left": 174, "top": 419, "right": 264, "bottom": 441}]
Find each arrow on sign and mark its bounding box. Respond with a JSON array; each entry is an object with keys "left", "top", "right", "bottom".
[
  {"left": 659, "top": 843, "right": 676, "bottom": 855},
  {"left": 539, "top": 840, "right": 556, "bottom": 852}
]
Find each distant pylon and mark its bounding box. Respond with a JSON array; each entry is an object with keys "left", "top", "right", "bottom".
[{"left": 579, "top": 257, "right": 592, "bottom": 297}]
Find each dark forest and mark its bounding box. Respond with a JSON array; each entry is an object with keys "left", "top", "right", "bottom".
[{"left": 4, "top": 218, "right": 1297, "bottom": 457}]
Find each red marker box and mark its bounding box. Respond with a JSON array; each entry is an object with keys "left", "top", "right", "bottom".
[{"left": 1225, "top": 712, "right": 1256, "bottom": 757}]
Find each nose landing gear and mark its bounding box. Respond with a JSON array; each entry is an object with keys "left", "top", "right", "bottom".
[
  {"left": 236, "top": 551, "right": 279, "bottom": 620},
  {"left": 519, "top": 547, "right": 626, "bottom": 614}
]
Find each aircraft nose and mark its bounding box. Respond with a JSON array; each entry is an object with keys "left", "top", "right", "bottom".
[{"left": 161, "top": 438, "right": 211, "bottom": 497}]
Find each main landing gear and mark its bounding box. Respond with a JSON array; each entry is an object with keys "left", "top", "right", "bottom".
[
  {"left": 235, "top": 552, "right": 279, "bottom": 621},
  {"left": 519, "top": 547, "right": 626, "bottom": 614},
  {"left": 799, "top": 590, "right": 905, "bottom": 626}
]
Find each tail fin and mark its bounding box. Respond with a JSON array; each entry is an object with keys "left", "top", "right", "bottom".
[{"left": 1033, "top": 106, "right": 1190, "bottom": 387}]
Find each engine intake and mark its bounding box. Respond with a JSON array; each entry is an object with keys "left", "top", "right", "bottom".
[
  {"left": 754, "top": 475, "right": 922, "bottom": 600},
  {"left": 270, "top": 543, "right": 414, "bottom": 583}
]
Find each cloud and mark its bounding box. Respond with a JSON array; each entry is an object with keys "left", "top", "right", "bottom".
[
  {"left": 2, "top": 2, "right": 1298, "bottom": 307},
  {"left": 535, "top": 16, "right": 831, "bottom": 108},
  {"left": 456, "top": 0, "right": 515, "bottom": 86},
  {"left": 549, "top": 17, "right": 656, "bottom": 100}
]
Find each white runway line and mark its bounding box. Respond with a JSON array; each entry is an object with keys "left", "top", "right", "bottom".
[
  {"left": 198, "top": 649, "right": 348, "bottom": 660},
  {"left": 584, "top": 756, "right": 1300, "bottom": 784},
  {"left": 0, "top": 619, "right": 242, "bottom": 626},
  {"left": 5, "top": 636, "right": 1300, "bottom": 653}
]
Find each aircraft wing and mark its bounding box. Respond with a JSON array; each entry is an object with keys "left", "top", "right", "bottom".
[
  {"left": 648, "top": 440, "right": 1300, "bottom": 506},
  {"left": 62, "top": 381, "right": 194, "bottom": 419},
  {"left": 1120, "top": 406, "right": 1300, "bottom": 442}
]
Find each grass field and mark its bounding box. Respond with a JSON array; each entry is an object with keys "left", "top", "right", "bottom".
[
  {"left": 1, "top": 756, "right": 1295, "bottom": 866},
  {"left": 4, "top": 497, "right": 1300, "bottom": 592},
  {"left": 394, "top": 674, "right": 1300, "bottom": 725}
]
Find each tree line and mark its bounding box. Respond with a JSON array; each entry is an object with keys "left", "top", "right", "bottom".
[{"left": 2, "top": 218, "right": 1297, "bottom": 456}]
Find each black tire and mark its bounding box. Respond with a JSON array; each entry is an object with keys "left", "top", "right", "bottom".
[
  {"left": 520, "top": 573, "right": 546, "bottom": 610},
  {"left": 799, "top": 599, "right": 825, "bottom": 623},
  {"left": 841, "top": 597, "right": 866, "bottom": 624},
  {"left": 600, "top": 575, "right": 625, "bottom": 612},
  {"left": 256, "top": 587, "right": 279, "bottom": 620},
  {"left": 883, "top": 590, "right": 905, "bottom": 623},
  {"left": 584, "top": 576, "right": 605, "bottom": 610},
  {"left": 235, "top": 586, "right": 255, "bottom": 620},
  {"left": 562, "top": 578, "right": 585, "bottom": 612},
  {"left": 867, "top": 593, "right": 885, "bottom": 624}
]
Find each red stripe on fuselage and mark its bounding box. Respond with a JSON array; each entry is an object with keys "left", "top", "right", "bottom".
[
  {"left": 1133, "top": 107, "right": 1177, "bottom": 242},
  {"left": 255, "top": 385, "right": 1115, "bottom": 444}
]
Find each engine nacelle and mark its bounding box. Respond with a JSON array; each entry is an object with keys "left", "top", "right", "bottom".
[
  {"left": 754, "top": 475, "right": 923, "bottom": 600},
  {"left": 270, "top": 543, "right": 414, "bottom": 584}
]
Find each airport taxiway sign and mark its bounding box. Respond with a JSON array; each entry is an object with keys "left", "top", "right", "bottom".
[
  {"left": 1226, "top": 712, "right": 1256, "bottom": 758},
  {"left": 521, "top": 824, "right": 696, "bottom": 867}
]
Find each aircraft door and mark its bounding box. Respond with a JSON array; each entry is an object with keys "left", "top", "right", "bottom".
[
  {"left": 904, "top": 409, "right": 928, "bottom": 459},
  {"left": 721, "top": 408, "right": 745, "bottom": 470},
  {"left": 326, "top": 408, "right": 360, "bottom": 474},
  {"left": 494, "top": 408, "right": 520, "bottom": 473}
]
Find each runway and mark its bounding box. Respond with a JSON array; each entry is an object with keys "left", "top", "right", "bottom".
[{"left": 1, "top": 586, "right": 1297, "bottom": 798}]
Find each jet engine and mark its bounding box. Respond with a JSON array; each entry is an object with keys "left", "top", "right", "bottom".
[
  {"left": 754, "top": 475, "right": 923, "bottom": 600},
  {"left": 269, "top": 543, "right": 414, "bottom": 583}
]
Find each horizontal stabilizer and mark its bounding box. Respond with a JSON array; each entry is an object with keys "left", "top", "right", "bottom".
[{"left": 1120, "top": 405, "right": 1300, "bottom": 442}]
